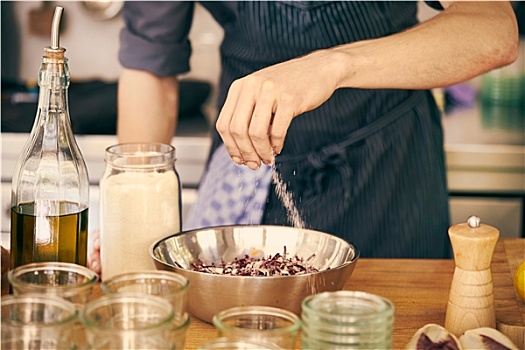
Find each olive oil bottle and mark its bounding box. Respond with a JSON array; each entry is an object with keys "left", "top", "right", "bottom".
[{"left": 10, "top": 7, "right": 89, "bottom": 268}]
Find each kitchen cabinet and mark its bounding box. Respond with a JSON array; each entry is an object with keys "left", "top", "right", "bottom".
[
  {"left": 442, "top": 102, "right": 524, "bottom": 237},
  {"left": 449, "top": 197, "right": 522, "bottom": 237}
]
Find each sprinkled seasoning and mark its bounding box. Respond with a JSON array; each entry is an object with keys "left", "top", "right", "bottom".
[{"left": 271, "top": 165, "right": 306, "bottom": 229}]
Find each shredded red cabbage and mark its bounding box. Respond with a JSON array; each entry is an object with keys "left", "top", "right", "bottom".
[{"left": 190, "top": 246, "right": 322, "bottom": 276}]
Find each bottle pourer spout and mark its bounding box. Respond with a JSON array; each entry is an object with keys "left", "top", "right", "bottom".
[{"left": 51, "top": 6, "right": 64, "bottom": 49}]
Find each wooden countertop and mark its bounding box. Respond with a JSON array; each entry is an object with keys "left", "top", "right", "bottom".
[
  {"left": 91, "top": 259, "right": 454, "bottom": 349},
  {"left": 91, "top": 238, "right": 524, "bottom": 349},
  {"left": 189, "top": 258, "right": 455, "bottom": 349}
]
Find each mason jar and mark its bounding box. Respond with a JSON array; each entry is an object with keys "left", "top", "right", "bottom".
[
  {"left": 1, "top": 294, "right": 79, "bottom": 350},
  {"left": 100, "top": 270, "right": 189, "bottom": 318},
  {"left": 80, "top": 293, "right": 175, "bottom": 349},
  {"left": 99, "top": 143, "right": 181, "bottom": 281},
  {"left": 212, "top": 306, "right": 301, "bottom": 349},
  {"left": 301, "top": 291, "right": 394, "bottom": 350}
]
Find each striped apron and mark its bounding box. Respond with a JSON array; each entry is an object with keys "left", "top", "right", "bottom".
[{"left": 187, "top": 1, "right": 450, "bottom": 258}]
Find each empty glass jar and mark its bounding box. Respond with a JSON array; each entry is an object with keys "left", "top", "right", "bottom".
[
  {"left": 80, "top": 293, "right": 175, "bottom": 349},
  {"left": 301, "top": 291, "right": 394, "bottom": 350},
  {"left": 100, "top": 270, "right": 189, "bottom": 317},
  {"left": 8, "top": 262, "right": 98, "bottom": 306},
  {"left": 101, "top": 271, "right": 191, "bottom": 348},
  {"left": 212, "top": 306, "right": 301, "bottom": 349},
  {"left": 1, "top": 294, "right": 79, "bottom": 350}
]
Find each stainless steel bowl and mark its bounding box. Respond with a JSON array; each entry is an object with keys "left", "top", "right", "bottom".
[{"left": 150, "top": 225, "right": 359, "bottom": 323}]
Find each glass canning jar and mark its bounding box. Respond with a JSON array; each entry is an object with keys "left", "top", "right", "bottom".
[
  {"left": 1, "top": 294, "right": 79, "bottom": 350},
  {"left": 99, "top": 143, "right": 181, "bottom": 281},
  {"left": 212, "top": 306, "right": 301, "bottom": 349},
  {"left": 301, "top": 291, "right": 394, "bottom": 350},
  {"left": 80, "top": 293, "right": 175, "bottom": 349}
]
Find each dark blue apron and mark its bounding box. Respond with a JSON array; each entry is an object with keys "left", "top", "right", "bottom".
[
  {"left": 201, "top": 1, "right": 451, "bottom": 258},
  {"left": 263, "top": 89, "right": 450, "bottom": 259}
]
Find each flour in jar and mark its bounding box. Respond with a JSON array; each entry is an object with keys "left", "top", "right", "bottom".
[{"left": 100, "top": 170, "right": 180, "bottom": 281}]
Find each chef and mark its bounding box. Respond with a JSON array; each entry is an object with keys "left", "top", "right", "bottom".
[{"left": 113, "top": 1, "right": 518, "bottom": 260}]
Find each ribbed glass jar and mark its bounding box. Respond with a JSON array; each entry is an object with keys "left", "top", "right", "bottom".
[{"left": 301, "top": 291, "right": 394, "bottom": 350}]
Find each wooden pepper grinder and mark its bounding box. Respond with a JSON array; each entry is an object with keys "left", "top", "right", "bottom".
[{"left": 445, "top": 215, "right": 499, "bottom": 337}]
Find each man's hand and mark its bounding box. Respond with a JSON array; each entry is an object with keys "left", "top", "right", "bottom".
[{"left": 216, "top": 50, "right": 341, "bottom": 169}]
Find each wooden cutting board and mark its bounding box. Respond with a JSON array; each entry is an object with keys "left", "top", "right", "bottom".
[{"left": 492, "top": 238, "right": 525, "bottom": 349}]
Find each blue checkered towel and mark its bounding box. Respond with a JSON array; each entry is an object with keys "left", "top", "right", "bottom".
[{"left": 183, "top": 144, "right": 272, "bottom": 230}]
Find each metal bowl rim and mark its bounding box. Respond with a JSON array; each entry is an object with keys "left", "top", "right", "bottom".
[{"left": 149, "top": 225, "right": 360, "bottom": 280}]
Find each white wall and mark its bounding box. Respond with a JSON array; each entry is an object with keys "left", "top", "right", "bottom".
[
  {"left": 14, "top": 1, "right": 123, "bottom": 82},
  {"left": 13, "top": 1, "right": 223, "bottom": 87}
]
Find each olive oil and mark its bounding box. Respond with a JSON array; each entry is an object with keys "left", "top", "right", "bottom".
[
  {"left": 10, "top": 202, "right": 89, "bottom": 269},
  {"left": 10, "top": 7, "right": 90, "bottom": 270}
]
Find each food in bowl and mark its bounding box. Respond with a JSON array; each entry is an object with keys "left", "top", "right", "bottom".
[
  {"left": 150, "top": 225, "right": 359, "bottom": 323},
  {"left": 191, "top": 246, "right": 321, "bottom": 276}
]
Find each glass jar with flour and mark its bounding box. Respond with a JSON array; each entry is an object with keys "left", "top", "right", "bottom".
[{"left": 99, "top": 143, "right": 181, "bottom": 281}]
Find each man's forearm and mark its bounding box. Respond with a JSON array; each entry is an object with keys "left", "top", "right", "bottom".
[
  {"left": 329, "top": 1, "right": 519, "bottom": 90},
  {"left": 117, "top": 68, "right": 180, "bottom": 144}
]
